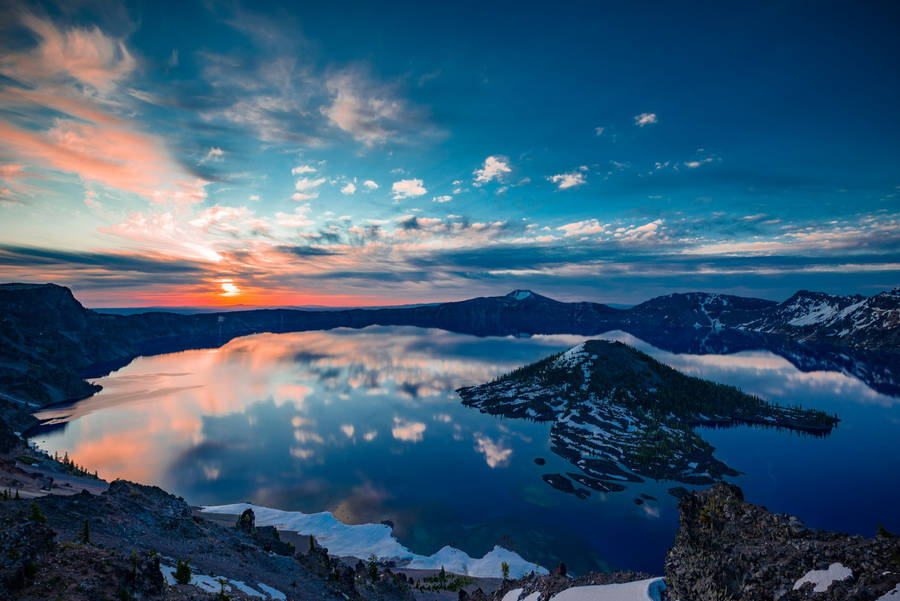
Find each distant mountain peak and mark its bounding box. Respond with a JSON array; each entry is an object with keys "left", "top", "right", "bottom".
[{"left": 506, "top": 289, "right": 536, "bottom": 301}]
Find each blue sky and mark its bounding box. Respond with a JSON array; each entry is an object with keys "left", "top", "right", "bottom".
[{"left": 0, "top": 0, "right": 898, "bottom": 306}]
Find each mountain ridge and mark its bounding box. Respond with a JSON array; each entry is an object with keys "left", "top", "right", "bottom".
[{"left": 0, "top": 282, "right": 897, "bottom": 434}]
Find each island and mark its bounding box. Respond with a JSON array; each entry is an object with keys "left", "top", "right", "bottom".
[{"left": 457, "top": 340, "right": 838, "bottom": 495}]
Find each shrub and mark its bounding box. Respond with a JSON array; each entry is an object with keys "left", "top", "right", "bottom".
[
  {"left": 80, "top": 518, "right": 91, "bottom": 544},
  {"left": 501, "top": 561, "right": 510, "bottom": 580},
  {"left": 28, "top": 503, "right": 47, "bottom": 524},
  {"left": 366, "top": 554, "right": 379, "bottom": 580},
  {"left": 174, "top": 559, "right": 191, "bottom": 585}
]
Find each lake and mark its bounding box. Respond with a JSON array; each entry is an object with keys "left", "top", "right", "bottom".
[{"left": 30, "top": 326, "right": 900, "bottom": 575}]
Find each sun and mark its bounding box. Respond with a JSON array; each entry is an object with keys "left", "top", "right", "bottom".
[{"left": 219, "top": 279, "right": 241, "bottom": 297}]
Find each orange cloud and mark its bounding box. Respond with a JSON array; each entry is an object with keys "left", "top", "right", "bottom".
[{"left": 1, "top": 14, "right": 135, "bottom": 92}]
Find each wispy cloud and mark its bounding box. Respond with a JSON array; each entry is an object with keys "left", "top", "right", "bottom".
[{"left": 634, "top": 112, "right": 658, "bottom": 127}]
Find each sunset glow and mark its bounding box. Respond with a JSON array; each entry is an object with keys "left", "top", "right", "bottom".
[
  {"left": 0, "top": 3, "right": 897, "bottom": 307},
  {"left": 219, "top": 279, "right": 241, "bottom": 297}
]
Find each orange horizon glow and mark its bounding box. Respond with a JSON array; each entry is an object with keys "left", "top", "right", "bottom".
[{"left": 71, "top": 282, "right": 436, "bottom": 309}]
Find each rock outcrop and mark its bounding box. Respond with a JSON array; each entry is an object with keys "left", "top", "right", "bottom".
[{"left": 665, "top": 482, "right": 900, "bottom": 600}]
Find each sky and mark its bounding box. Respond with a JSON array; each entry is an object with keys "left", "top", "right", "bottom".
[{"left": 0, "top": 0, "right": 898, "bottom": 307}]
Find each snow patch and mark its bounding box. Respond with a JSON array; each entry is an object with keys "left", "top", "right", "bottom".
[
  {"left": 257, "top": 583, "right": 287, "bottom": 600},
  {"left": 202, "top": 504, "right": 545, "bottom": 578},
  {"left": 877, "top": 583, "right": 900, "bottom": 600},
  {"left": 509, "top": 290, "right": 534, "bottom": 301},
  {"left": 793, "top": 562, "right": 853, "bottom": 592},
  {"left": 502, "top": 588, "right": 525, "bottom": 601},
  {"left": 549, "top": 578, "right": 666, "bottom": 601}
]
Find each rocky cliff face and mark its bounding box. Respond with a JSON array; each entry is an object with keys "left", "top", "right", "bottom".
[{"left": 665, "top": 482, "right": 900, "bottom": 601}]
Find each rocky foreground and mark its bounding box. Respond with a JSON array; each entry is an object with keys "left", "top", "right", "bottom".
[
  {"left": 0, "top": 436, "right": 415, "bottom": 601},
  {"left": 665, "top": 482, "right": 900, "bottom": 601},
  {"left": 2, "top": 422, "right": 899, "bottom": 601}
]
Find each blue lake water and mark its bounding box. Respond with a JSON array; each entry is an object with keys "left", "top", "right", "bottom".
[{"left": 31, "top": 326, "right": 900, "bottom": 575}]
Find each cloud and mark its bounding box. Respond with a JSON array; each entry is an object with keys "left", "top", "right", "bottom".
[
  {"left": 0, "top": 14, "right": 207, "bottom": 205},
  {"left": 634, "top": 112, "right": 658, "bottom": 127},
  {"left": 340, "top": 424, "right": 355, "bottom": 438},
  {"left": 559, "top": 219, "right": 607, "bottom": 237},
  {"left": 684, "top": 157, "right": 715, "bottom": 168},
  {"left": 200, "top": 147, "right": 224, "bottom": 164},
  {"left": 292, "top": 164, "right": 317, "bottom": 175},
  {"left": 392, "top": 178, "right": 426, "bottom": 199},
  {"left": 341, "top": 182, "right": 356, "bottom": 195},
  {"left": 620, "top": 219, "right": 664, "bottom": 241},
  {"left": 391, "top": 417, "right": 426, "bottom": 442},
  {"left": 0, "top": 118, "right": 207, "bottom": 205},
  {"left": 547, "top": 170, "right": 587, "bottom": 190},
  {"left": 595, "top": 126, "right": 605, "bottom": 136},
  {"left": 321, "top": 68, "right": 422, "bottom": 145},
  {"left": 433, "top": 195, "right": 452, "bottom": 203},
  {"left": 1, "top": 15, "right": 136, "bottom": 93},
  {"left": 293, "top": 176, "right": 326, "bottom": 201},
  {"left": 474, "top": 435, "right": 512, "bottom": 468},
  {"left": 363, "top": 179, "right": 378, "bottom": 190},
  {"left": 473, "top": 155, "right": 511, "bottom": 185}
]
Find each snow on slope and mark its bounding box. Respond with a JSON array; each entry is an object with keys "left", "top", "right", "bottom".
[
  {"left": 202, "top": 503, "right": 546, "bottom": 578},
  {"left": 501, "top": 578, "right": 666, "bottom": 601},
  {"left": 160, "top": 562, "right": 286, "bottom": 599},
  {"left": 508, "top": 290, "right": 535, "bottom": 301},
  {"left": 792, "top": 562, "right": 853, "bottom": 593}
]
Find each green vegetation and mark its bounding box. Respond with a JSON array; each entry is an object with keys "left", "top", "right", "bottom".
[
  {"left": 366, "top": 553, "right": 379, "bottom": 580},
  {"left": 28, "top": 502, "right": 47, "bottom": 524},
  {"left": 501, "top": 561, "right": 510, "bottom": 580},
  {"left": 492, "top": 341, "right": 838, "bottom": 428},
  {"left": 417, "top": 567, "right": 476, "bottom": 592},
  {"left": 174, "top": 558, "right": 192, "bottom": 585},
  {"left": 80, "top": 518, "right": 91, "bottom": 544},
  {"left": 877, "top": 523, "right": 896, "bottom": 538},
  {"left": 214, "top": 579, "right": 233, "bottom": 600},
  {"left": 699, "top": 495, "right": 727, "bottom": 531}
]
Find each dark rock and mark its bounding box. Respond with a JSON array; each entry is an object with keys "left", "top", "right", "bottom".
[
  {"left": 665, "top": 482, "right": 900, "bottom": 601},
  {"left": 550, "top": 562, "right": 567, "bottom": 577},
  {"left": 458, "top": 589, "right": 469, "bottom": 601},
  {"left": 380, "top": 519, "right": 394, "bottom": 529},
  {"left": 470, "top": 587, "right": 489, "bottom": 601},
  {"left": 668, "top": 486, "right": 689, "bottom": 499},
  {"left": 633, "top": 498, "right": 643, "bottom": 505},
  {"left": 0, "top": 513, "right": 56, "bottom": 595},
  {"left": 255, "top": 525, "right": 294, "bottom": 556},
  {"left": 236, "top": 507, "right": 255, "bottom": 534},
  {"left": 542, "top": 473, "right": 575, "bottom": 494},
  {"left": 534, "top": 457, "right": 546, "bottom": 466}
]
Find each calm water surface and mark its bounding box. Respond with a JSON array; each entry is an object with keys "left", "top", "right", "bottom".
[{"left": 31, "top": 326, "right": 900, "bottom": 574}]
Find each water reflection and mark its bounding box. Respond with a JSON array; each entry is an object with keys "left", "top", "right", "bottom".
[{"left": 30, "top": 326, "right": 900, "bottom": 575}]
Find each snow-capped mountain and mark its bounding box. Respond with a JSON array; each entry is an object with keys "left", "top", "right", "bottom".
[{"left": 735, "top": 288, "right": 900, "bottom": 349}]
